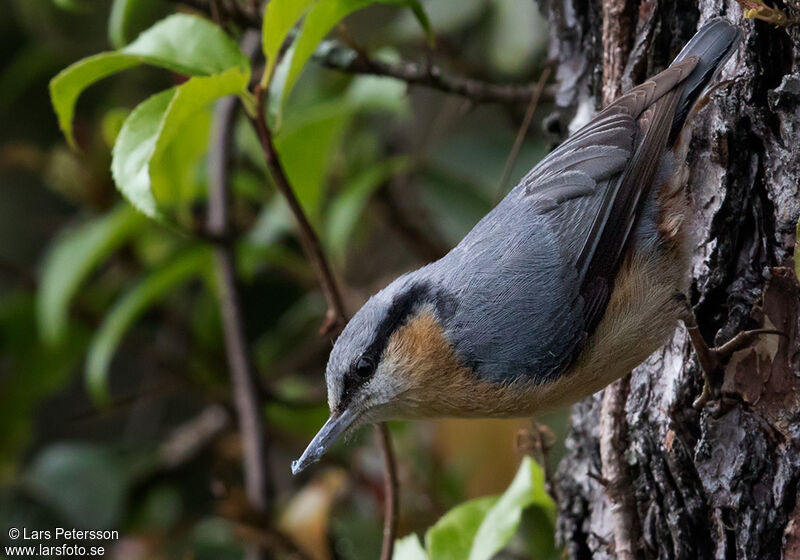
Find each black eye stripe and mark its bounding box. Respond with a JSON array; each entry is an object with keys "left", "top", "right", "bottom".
[
  {"left": 336, "top": 282, "right": 455, "bottom": 412},
  {"left": 340, "top": 356, "right": 375, "bottom": 409},
  {"left": 363, "top": 282, "right": 435, "bottom": 360}
]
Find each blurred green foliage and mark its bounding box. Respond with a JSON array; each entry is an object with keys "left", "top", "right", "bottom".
[{"left": 0, "top": 0, "right": 565, "bottom": 558}]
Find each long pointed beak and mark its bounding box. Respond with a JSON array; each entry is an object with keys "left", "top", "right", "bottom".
[{"left": 291, "top": 408, "right": 358, "bottom": 475}]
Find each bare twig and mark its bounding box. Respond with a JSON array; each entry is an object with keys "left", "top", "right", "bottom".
[
  {"left": 249, "top": 86, "right": 347, "bottom": 335},
  {"left": 495, "top": 67, "right": 551, "bottom": 202},
  {"left": 208, "top": 93, "right": 273, "bottom": 560},
  {"left": 376, "top": 423, "right": 399, "bottom": 560},
  {"left": 598, "top": 376, "right": 640, "bottom": 560},
  {"left": 316, "top": 42, "right": 555, "bottom": 105},
  {"left": 171, "top": 0, "right": 554, "bottom": 106},
  {"left": 516, "top": 419, "right": 559, "bottom": 503},
  {"left": 157, "top": 404, "right": 231, "bottom": 469},
  {"left": 249, "top": 79, "right": 399, "bottom": 560}
]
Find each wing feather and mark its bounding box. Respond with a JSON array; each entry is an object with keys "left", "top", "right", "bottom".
[{"left": 518, "top": 57, "right": 698, "bottom": 336}]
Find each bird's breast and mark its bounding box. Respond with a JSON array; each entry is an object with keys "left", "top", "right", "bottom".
[{"left": 386, "top": 235, "right": 688, "bottom": 419}]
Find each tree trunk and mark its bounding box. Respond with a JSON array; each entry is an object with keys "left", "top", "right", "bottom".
[{"left": 535, "top": 0, "right": 800, "bottom": 558}]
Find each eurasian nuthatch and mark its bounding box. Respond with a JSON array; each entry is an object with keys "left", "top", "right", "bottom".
[{"left": 293, "top": 18, "right": 741, "bottom": 474}]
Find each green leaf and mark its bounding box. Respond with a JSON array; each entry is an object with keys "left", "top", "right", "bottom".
[
  {"left": 50, "top": 14, "right": 250, "bottom": 147},
  {"left": 426, "top": 496, "right": 498, "bottom": 560},
  {"left": 274, "top": 101, "right": 351, "bottom": 217},
  {"left": 262, "top": 0, "right": 316, "bottom": 86},
  {"left": 111, "top": 89, "right": 173, "bottom": 217},
  {"left": 108, "top": 0, "right": 165, "bottom": 48},
  {"left": 86, "top": 247, "right": 210, "bottom": 405},
  {"left": 468, "top": 457, "right": 555, "bottom": 560},
  {"left": 51, "top": 53, "right": 141, "bottom": 148},
  {"left": 283, "top": 0, "right": 366, "bottom": 109},
  {"left": 149, "top": 105, "right": 212, "bottom": 214},
  {"left": 101, "top": 107, "right": 131, "bottom": 148},
  {"left": 271, "top": 73, "right": 408, "bottom": 221},
  {"left": 395, "top": 534, "right": 428, "bottom": 560},
  {"left": 326, "top": 156, "right": 412, "bottom": 261},
  {"left": 26, "top": 443, "right": 128, "bottom": 528},
  {"left": 146, "top": 76, "right": 229, "bottom": 207},
  {"left": 37, "top": 205, "right": 144, "bottom": 346},
  {"left": 122, "top": 14, "right": 249, "bottom": 75},
  {"left": 422, "top": 458, "right": 555, "bottom": 560},
  {"left": 277, "top": 0, "right": 430, "bottom": 112},
  {"left": 111, "top": 69, "right": 247, "bottom": 219}
]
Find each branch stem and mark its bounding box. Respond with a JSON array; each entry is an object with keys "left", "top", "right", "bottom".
[
  {"left": 170, "top": 0, "right": 553, "bottom": 106},
  {"left": 250, "top": 82, "right": 399, "bottom": 560},
  {"left": 376, "top": 423, "right": 399, "bottom": 560},
  {"left": 250, "top": 85, "right": 347, "bottom": 335},
  {"left": 316, "top": 44, "right": 555, "bottom": 105},
  {"left": 495, "top": 67, "right": 551, "bottom": 201},
  {"left": 208, "top": 94, "right": 272, "bottom": 560}
]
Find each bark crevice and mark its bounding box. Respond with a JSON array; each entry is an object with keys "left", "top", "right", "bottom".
[{"left": 542, "top": 1, "right": 800, "bottom": 558}]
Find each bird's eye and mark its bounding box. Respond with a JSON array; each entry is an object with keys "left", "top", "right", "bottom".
[{"left": 354, "top": 356, "right": 375, "bottom": 379}]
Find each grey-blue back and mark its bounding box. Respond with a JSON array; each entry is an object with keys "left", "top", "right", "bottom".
[{"left": 410, "top": 19, "right": 740, "bottom": 385}]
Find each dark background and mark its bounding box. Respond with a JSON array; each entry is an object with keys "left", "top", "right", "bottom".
[{"left": 0, "top": 1, "right": 569, "bottom": 558}]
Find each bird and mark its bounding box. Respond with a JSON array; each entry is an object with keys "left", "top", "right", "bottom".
[{"left": 292, "top": 18, "right": 742, "bottom": 475}]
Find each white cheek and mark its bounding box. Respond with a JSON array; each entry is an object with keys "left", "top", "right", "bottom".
[{"left": 361, "top": 361, "right": 407, "bottom": 408}]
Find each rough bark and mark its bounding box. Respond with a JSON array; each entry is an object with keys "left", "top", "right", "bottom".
[{"left": 535, "top": 0, "right": 800, "bottom": 558}]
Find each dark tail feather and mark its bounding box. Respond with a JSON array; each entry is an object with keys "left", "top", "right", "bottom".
[{"left": 669, "top": 18, "right": 741, "bottom": 141}]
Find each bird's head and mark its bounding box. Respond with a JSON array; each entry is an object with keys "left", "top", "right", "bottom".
[{"left": 292, "top": 274, "right": 462, "bottom": 474}]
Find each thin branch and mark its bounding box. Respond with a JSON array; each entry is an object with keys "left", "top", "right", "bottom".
[
  {"left": 516, "top": 420, "right": 559, "bottom": 504},
  {"left": 316, "top": 42, "right": 556, "bottom": 105},
  {"left": 249, "top": 82, "right": 399, "bottom": 560},
  {"left": 171, "top": 0, "right": 554, "bottom": 106},
  {"left": 376, "top": 423, "right": 399, "bottom": 560},
  {"left": 205, "top": 31, "right": 276, "bottom": 560},
  {"left": 598, "top": 376, "right": 640, "bottom": 560},
  {"left": 157, "top": 404, "right": 231, "bottom": 469},
  {"left": 494, "top": 67, "right": 551, "bottom": 202},
  {"left": 208, "top": 93, "right": 273, "bottom": 560},
  {"left": 214, "top": 247, "right": 273, "bottom": 508},
  {"left": 249, "top": 85, "right": 347, "bottom": 335}
]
